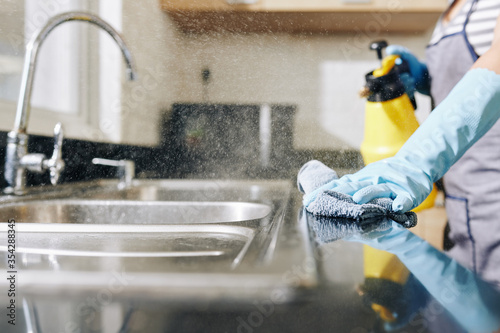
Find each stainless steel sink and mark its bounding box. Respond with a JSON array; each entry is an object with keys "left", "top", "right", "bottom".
[
  {"left": 0, "top": 179, "right": 317, "bottom": 304},
  {"left": 1, "top": 224, "right": 255, "bottom": 271},
  {"left": 81, "top": 179, "right": 288, "bottom": 203},
  {"left": 0, "top": 200, "right": 271, "bottom": 224}
]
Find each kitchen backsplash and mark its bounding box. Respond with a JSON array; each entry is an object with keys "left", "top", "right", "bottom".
[
  {"left": 0, "top": 131, "right": 172, "bottom": 189},
  {"left": 0, "top": 103, "right": 363, "bottom": 189}
]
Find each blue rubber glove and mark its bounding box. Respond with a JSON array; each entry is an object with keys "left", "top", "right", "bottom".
[
  {"left": 398, "top": 72, "right": 418, "bottom": 102},
  {"left": 386, "top": 45, "right": 431, "bottom": 96},
  {"left": 303, "top": 68, "right": 500, "bottom": 212}
]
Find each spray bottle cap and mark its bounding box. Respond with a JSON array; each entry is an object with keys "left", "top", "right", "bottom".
[
  {"left": 364, "top": 71, "right": 406, "bottom": 102},
  {"left": 362, "top": 40, "right": 407, "bottom": 102}
]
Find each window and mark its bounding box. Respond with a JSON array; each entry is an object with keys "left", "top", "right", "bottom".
[{"left": 0, "top": 0, "right": 124, "bottom": 142}]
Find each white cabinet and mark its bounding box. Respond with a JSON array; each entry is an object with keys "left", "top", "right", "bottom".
[{"left": 160, "top": 0, "right": 448, "bottom": 33}]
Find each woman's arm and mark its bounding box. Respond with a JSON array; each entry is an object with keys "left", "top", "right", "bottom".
[
  {"left": 472, "top": 15, "right": 500, "bottom": 73},
  {"left": 302, "top": 16, "right": 500, "bottom": 213}
]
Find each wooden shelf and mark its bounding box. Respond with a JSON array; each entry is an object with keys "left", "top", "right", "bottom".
[{"left": 160, "top": 0, "right": 448, "bottom": 33}]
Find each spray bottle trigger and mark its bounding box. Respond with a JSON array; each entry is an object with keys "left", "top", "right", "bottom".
[{"left": 373, "top": 55, "right": 400, "bottom": 77}]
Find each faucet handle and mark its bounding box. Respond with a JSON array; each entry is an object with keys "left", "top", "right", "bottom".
[
  {"left": 92, "top": 158, "right": 135, "bottom": 188},
  {"left": 44, "top": 122, "right": 65, "bottom": 185}
]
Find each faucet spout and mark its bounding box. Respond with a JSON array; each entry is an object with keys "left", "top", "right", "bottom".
[
  {"left": 4, "top": 11, "right": 136, "bottom": 195},
  {"left": 14, "top": 11, "right": 137, "bottom": 134}
]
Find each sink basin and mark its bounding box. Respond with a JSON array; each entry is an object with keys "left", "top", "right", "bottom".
[
  {"left": 0, "top": 179, "right": 318, "bottom": 304},
  {"left": 0, "top": 200, "right": 272, "bottom": 224},
  {"left": 0, "top": 224, "right": 255, "bottom": 272},
  {"left": 81, "top": 179, "right": 287, "bottom": 203}
]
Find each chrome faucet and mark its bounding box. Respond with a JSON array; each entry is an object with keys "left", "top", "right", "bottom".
[{"left": 4, "top": 12, "right": 137, "bottom": 195}]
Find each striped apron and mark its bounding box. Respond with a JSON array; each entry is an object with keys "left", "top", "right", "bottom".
[{"left": 426, "top": 0, "right": 500, "bottom": 289}]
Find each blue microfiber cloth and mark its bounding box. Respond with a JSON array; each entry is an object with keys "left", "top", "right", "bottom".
[
  {"left": 298, "top": 160, "right": 417, "bottom": 228},
  {"left": 306, "top": 213, "right": 395, "bottom": 244}
]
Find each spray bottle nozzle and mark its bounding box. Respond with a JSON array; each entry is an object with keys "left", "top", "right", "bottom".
[{"left": 370, "top": 40, "right": 388, "bottom": 61}]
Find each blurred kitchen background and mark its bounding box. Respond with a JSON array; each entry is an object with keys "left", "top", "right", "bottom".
[
  {"left": 0, "top": 2, "right": 458, "bottom": 332},
  {"left": 0, "top": 0, "right": 445, "bottom": 182}
]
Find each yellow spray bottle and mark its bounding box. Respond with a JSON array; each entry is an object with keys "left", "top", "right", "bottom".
[
  {"left": 359, "top": 41, "right": 437, "bottom": 326},
  {"left": 360, "top": 40, "right": 438, "bottom": 210}
]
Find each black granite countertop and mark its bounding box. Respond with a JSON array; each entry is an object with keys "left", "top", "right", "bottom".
[{"left": 1, "top": 185, "right": 497, "bottom": 333}]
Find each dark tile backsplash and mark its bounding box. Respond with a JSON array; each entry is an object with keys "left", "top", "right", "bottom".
[
  {"left": 0, "top": 104, "right": 363, "bottom": 190},
  {"left": 0, "top": 131, "right": 176, "bottom": 189},
  {"left": 162, "top": 103, "right": 298, "bottom": 179}
]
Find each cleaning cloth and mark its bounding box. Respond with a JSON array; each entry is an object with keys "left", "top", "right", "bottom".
[
  {"left": 307, "top": 213, "right": 395, "bottom": 244},
  {"left": 298, "top": 160, "right": 417, "bottom": 228}
]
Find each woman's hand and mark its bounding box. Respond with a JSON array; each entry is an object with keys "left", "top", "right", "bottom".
[{"left": 386, "top": 44, "right": 431, "bottom": 96}]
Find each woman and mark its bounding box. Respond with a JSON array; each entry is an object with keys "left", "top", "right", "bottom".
[
  {"left": 390, "top": 0, "right": 500, "bottom": 287},
  {"left": 302, "top": 0, "right": 500, "bottom": 290}
]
